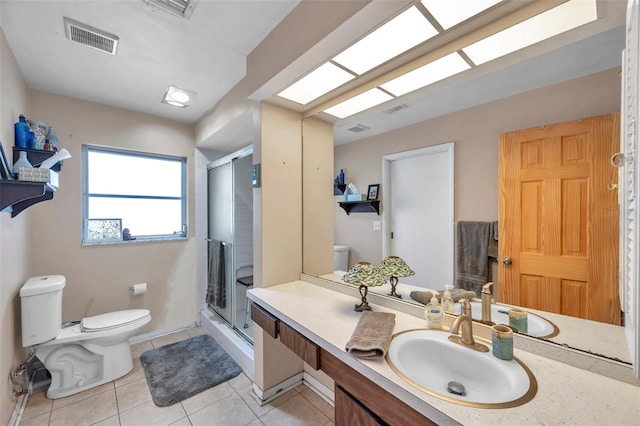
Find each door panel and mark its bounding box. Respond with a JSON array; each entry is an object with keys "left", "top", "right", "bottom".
[{"left": 499, "top": 113, "right": 620, "bottom": 324}]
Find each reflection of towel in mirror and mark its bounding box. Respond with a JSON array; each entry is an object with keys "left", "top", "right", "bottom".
[
  {"left": 455, "top": 221, "right": 497, "bottom": 294},
  {"left": 345, "top": 312, "right": 395, "bottom": 359},
  {"left": 205, "top": 240, "right": 226, "bottom": 308},
  {"left": 410, "top": 289, "right": 477, "bottom": 305}
]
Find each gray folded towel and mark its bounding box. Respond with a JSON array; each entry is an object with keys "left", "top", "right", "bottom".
[
  {"left": 410, "top": 289, "right": 477, "bottom": 305},
  {"left": 345, "top": 312, "right": 395, "bottom": 359}
]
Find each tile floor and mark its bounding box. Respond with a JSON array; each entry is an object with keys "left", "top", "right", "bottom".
[{"left": 19, "top": 327, "right": 335, "bottom": 426}]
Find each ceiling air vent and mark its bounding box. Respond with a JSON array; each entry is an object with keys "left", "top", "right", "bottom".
[
  {"left": 63, "top": 18, "right": 119, "bottom": 55},
  {"left": 383, "top": 104, "right": 409, "bottom": 115},
  {"left": 142, "top": 0, "right": 199, "bottom": 18},
  {"left": 347, "top": 124, "right": 370, "bottom": 133}
]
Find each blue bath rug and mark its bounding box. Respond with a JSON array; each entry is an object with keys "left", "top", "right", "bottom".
[{"left": 140, "top": 334, "right": 242, "bottom": 407}]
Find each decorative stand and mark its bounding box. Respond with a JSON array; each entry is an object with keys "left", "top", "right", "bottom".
[
  {"left": 388, "top": 276, "right": 401, "bottom": 298},
  {"left": 355, "top": 285, "right": 372, "bottom": 311}
]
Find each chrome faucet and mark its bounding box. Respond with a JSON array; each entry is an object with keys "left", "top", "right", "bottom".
[
  {"left": 449, "top": 299, "right": 489, "bottom": 352},
  {"left": 481, "top": 282, "right": 494, "bottom": 322}
]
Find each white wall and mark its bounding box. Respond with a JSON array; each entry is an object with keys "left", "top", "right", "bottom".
[{"left": 0, "top": 28, "right": 31, "bottom": 425}]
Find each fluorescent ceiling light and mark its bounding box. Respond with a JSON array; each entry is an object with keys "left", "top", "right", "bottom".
[
  {"left": 323, "top": 88, "right": 394, "bottom": 119},
  {"left": 380, "top": 53, "right": 470, "bottom": 97},
  {"left": 277, "top": 63, "right": 355, "bottom": 105},
  {"left": 462, "top": 0, "right": 597, "bottom": 65},
  {"left": 162, "top": 85, "right": 196, "bottom": 108},
  {"left": 421, "top": 0, "right": 502, "bottom": 30},
  {"left": 332, "top": 6, "right": 438, "bottom": 75}
]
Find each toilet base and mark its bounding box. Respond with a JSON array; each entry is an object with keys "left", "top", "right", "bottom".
[{"left": 38, "top": 340, "right": 134, "bottom": 399}]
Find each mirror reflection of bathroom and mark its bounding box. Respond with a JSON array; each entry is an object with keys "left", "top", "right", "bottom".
[{"left": 206, "top": 147, "right": 254, "bottom": 343}]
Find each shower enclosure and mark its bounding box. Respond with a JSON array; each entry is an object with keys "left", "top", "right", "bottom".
[{"left": 206, "top": 147, "right": 253, "bottom": 342}]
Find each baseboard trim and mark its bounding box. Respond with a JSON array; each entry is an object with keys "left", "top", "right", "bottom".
[
  {"left": 251, "top": 372, "right": 303, "bottom": 405},
  {"left": 129, "top": 320, "right": 198, "bottom": 344},
  {"left": 8, "top": 386, "right": 29, "bottom": 425},
  {"left": 302, "top": 372, "right": 335, "bottom": 406}
]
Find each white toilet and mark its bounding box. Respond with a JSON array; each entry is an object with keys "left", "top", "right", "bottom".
[
  {"left": 333, "top": 245, "right": 350, "bottom": 272},
  {"left": 20, "top": 275, "right": 151, "bottom": 399}
]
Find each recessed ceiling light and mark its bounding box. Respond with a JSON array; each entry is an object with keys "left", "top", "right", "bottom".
[
  {"left": 277, "top": 62, "right": 355, "bottom": 105},
  {"left": 462, "top": 0, "right": 597, "bottom": 65},
  {"left": 332, "top": 6, "right": 438, "bottom": 75},
  {"left": 323, "top": 88, "right": 394, "bottom": 119},
  {"left": 380, "top": 52, "right": 470, "bottom": 97},
  {"left": 420, "top": 0, "right": 502, "bottom": 30},
  {"left": 162, "top": 85, "right": 196, "bottom": 108}
]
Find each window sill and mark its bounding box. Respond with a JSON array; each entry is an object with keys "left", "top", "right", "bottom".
[{"left": 82, "top": 236, "right": 188, "bottom": 246}]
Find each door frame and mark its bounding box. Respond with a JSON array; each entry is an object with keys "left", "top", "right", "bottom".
[{"left": 381, "top": 143, "right": 455, "bottom": 280}]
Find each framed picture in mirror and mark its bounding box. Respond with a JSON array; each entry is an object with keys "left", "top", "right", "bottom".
[{"left": 367, "top": 184, "right": 379, "bottom": 200}]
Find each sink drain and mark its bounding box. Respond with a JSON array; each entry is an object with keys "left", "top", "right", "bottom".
[{"left": 447, "top": 381, "right": 466, "bottom": 396}]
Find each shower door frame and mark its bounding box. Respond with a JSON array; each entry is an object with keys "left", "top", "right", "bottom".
[{"left": 206, "top": 145, "right": 253, "bottom": 342}]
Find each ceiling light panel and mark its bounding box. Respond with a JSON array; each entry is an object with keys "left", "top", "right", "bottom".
[
  {"left": 162, "top": 85, "right": 196, "bottom": 108},
  {"left": 462, "top": 0, "right": 597, "bottom": 65},
  {"left": 381, "top": 52, "right": 471, "bottom": 97},
  {"left": 277, "top": 62, "right": 355, "bottom": 105},
  {"left": 332, "top": 6, "right": 438, "bottom": 75},
  {"left": 323, "top": 88, "right": 394, "bottom": 119},
  {"left": 143, "top": 0, "right": 199, "bottom": 18},
  {"left": 421, "top": 0, "right": 502, "bottom": 30}
]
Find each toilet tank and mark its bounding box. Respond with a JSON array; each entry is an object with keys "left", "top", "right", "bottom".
[
  {"left": 20, "top": 275, "right": 66, "bottom": 347},
  {"left": 333, "top": 245, "right": 350, "bottom": 272}
]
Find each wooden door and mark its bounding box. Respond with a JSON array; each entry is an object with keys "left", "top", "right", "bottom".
[{"left": 499, "top": 113, "right": 620, "bottom": 324}]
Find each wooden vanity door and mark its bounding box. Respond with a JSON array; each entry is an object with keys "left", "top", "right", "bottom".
[{"left": 499, "top": 113, "right": 621, "bottom": 324}]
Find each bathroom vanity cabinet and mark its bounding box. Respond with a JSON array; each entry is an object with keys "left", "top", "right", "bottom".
[
  {"left": 248, "top": 280, "right": 640, "bottom": 425},
  {"left": 250, "top": 303, "right": 436, "bottom": 425}
]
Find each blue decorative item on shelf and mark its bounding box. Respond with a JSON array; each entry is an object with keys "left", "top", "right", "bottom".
[
  {"left": 12, "top": 151, "right": 32, "bottom": 179},
  {"left": 46, "top": 126, "right": 60, "bottom": 152},
  {"left": 14, "top": 115, "right": 30, "bottom": 148}
]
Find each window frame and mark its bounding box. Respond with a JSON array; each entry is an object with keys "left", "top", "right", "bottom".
[{"left": 81, "top": 144, "right": 187, "bottom": 245}]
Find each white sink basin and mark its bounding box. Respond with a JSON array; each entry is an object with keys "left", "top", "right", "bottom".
[
  {"left": 454, "top": 301, "right": 558, "bottom": 338},
  {"left": 387, "top": 329, "right": 537, "bottom": 407}
]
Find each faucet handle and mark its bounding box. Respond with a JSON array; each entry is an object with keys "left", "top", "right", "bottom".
[{"left": 482, "top": 282, "right": 493, "bottom": 294}]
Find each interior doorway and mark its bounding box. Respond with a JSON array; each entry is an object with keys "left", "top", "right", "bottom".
[
  {"left": 207, "top": 146, "right": 254, "bottom": 342},
  {"left": 382, "top": 143, "right": 454, "bottom": 288}
]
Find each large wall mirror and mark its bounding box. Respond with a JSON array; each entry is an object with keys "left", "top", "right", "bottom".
[{"left": 303, "top": 68, "right": 632, "bottom": 364}]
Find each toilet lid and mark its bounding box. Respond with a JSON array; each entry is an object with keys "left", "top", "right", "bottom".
[{"left": 81, "top": 309, "right": 149, "bottom": 331}]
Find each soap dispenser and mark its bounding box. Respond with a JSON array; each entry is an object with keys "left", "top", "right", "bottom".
[
  {"left": 441, "top": 285, "right": 455, "bottom": 314},
  {"left": 425, "top": 294, "right": 444, "bottom": 329}
]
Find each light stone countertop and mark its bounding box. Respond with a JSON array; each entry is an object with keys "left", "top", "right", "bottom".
[{"left": 248, "top": 280, "right": 640, "bottom": 426}]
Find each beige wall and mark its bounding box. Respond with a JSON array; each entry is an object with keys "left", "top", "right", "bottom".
[
  {"left": 333, "top": 68, "right": 621, "bottom": 269},
  {"left": 28, "top": 91, "right": 197, "bottom": 332},
  {"left": 0, "top": 28, "right": 31, "bottom": 424}
]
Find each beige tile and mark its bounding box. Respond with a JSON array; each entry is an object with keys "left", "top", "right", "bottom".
[
  {"left": 299, "top": 388, "right": 335, "bottom": 421},
  {"left": 151, "top": 331, "right": 192, "bottom": 348},
  {"left": 91, "top": 414, "right": 121, "bottom": 425},
  {"left": 246, "top": 419, "right": 264, "bottom": 426},
  {"left": 130, "top": 340, "right": 154, "bottom": 359},
  {"left": 188, "top": 393, "right": 257, "bottom": 426},
  {"left": 115, "top": 376, "right": 153, "bottom": 412},
  {"left": 52, "top": 381, "right": 114, "bottom": 410},
  {"left": 323, "top": 422, "right": 334, "bottom": 426},
  {"left": 119, "top": 400, "right": 187, "bottom": 426},
  {"left": 22, "top": 390, "right": 53, "bottom": 422},
  {"left": 169, "top": 417, "right": 192, "bottom": 426},
  {"left": 227, "top": 372, "right": 252, "bottom": 392},
  {"left": 185, "top": 327, "right": 207, "bottom": 338},
  {"left": 259, "top": 394, "right": 330, "bottom": 426},
  {"left": 237, "top": 386, "right": 297, "bottom": 418},
  {"left": 115, "top": 358, "right": 146, "bottom": 388},
  {"left": 293, "top": 384, "right": 307, "bottom": 393},
  {"left": 19, "top": 411, "right": 50, "bottom": 426},
  {"left": 180, "top": 382, "right": 234, "bottom": 415},
  {"left": 49, "top": 389, "right": 118, "bottom": 426}
]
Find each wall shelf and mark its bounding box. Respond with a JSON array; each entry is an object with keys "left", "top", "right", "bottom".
[
  {"left": 0, "top": 180, "right": 55, "bottom": 217},
  {"left": 1, "top": 147, "right": 60, "bottom": 217},
  {"left": 338, "top": 200, "right": 380, "bottom": 215}
]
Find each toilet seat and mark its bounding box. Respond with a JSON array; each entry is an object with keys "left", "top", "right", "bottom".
[{"left": 82, "top": 309, "right": 150, "bottom": 332}]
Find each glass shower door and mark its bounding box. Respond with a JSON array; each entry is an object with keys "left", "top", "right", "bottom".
[{"left": 207, "top": 162, "right": 233, "bottom": 324}]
